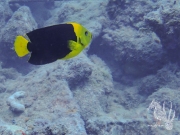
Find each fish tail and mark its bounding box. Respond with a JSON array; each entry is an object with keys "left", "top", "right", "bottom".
[{"left": 14, "top": 36, "right": 30, "bottom": 57}]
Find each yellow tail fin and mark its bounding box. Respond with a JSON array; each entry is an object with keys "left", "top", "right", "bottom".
[{"left": 14, "top": 36, "right": 30, "bottom": 57}]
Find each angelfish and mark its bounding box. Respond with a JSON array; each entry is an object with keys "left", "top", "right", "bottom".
[{"left": 14, "top": 22, "right": 93, "bottom": 65}]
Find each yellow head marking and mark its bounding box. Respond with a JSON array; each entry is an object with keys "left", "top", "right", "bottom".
[{"left": 68, "top": 22, "right": 92, "bottom": 48}]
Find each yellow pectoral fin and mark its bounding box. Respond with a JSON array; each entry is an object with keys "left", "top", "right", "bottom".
[
  {"left": 61, "top": 40, "right": 83, "bottom": 60},
  {"left": 14, "top": 36, "right": 30, "bottom": 57},
  {"left": 68, "top": 40, "right": 79, "bottom": 50}
]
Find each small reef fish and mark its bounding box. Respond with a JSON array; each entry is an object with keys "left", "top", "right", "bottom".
[{"left": 14, "top": 22, "right": 93, "bottom": 65}]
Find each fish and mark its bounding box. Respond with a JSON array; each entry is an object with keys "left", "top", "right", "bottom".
[{"left": 14, "top": 22, "right": 93, "bottom": 65}]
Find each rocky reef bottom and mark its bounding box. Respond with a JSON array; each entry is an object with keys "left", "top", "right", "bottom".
[{"left": 0, "top": 54, "right": 179, "bottom": 135}]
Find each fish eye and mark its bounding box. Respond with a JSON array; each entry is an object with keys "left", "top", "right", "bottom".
[{"left": 85, "top": 31, "right": 88, "bottom": 36}]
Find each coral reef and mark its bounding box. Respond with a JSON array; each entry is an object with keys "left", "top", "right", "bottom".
[
  {"left": 0, "top": 1, "right": 13, "bottom": 30},
  {"left": 0, "top": 6, "right": 37, "bottom": 44},
  {"left": 101, "top": 27, "right": 165, "bottom": 77},
  {"left": 0, "top": 53, "right": 113, "bottom": 134},
  {"left": 0, "top": 0, "right": 180, "bottom": 135},
  {"left": 44, "top": 0, "right": 107, "bottom": 38},
  {"left": 0, "top": 6, "right": 37, "bottom": 71},
  {"left": 88, "top": 0, "right": 169, "bottom": 78},
  {"left": 144, "top": 3, "right": 180, "bottom": 50},
  {"left": 138, "top": 63, "right": 180, "bottom": 96},
  {"left": 0, "top": 119, "right": 26, "bottom": 135}
]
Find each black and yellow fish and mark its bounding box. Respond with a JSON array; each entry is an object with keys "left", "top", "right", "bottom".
[{"left": 14, "top": 22, "right": 93, "bottom": 65}]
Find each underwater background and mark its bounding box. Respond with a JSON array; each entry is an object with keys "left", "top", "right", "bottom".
[{"left": 0, "top": 0, "right": 180, "bottom": 134}]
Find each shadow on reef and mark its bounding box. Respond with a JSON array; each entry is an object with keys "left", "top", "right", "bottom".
[
  {"left": 0, "top": 42, "right": 34, "bottom": 74},
  {"left": 88, "top": 0, "right": 180, "bottom": 85},
  {"left": 88, "top": 33, "right": 166, "bottom": 84},
  {"left": 144, "top": 3, "right": 180, "bottom": 65},
  {"left": 106, "top": 0, "right": 128, "bottom": 20}
]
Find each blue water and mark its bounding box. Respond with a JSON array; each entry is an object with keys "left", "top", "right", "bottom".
[{"left": 0, "top": 0, "right": 179, "bottom": 134}]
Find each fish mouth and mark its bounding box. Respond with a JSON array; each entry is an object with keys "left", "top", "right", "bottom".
[
  {"left": 79, "top": 34, "right": 93, "bottom": 47},
  {"left": 81, "top": 43, "right": 85, "bottom": 46}
]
